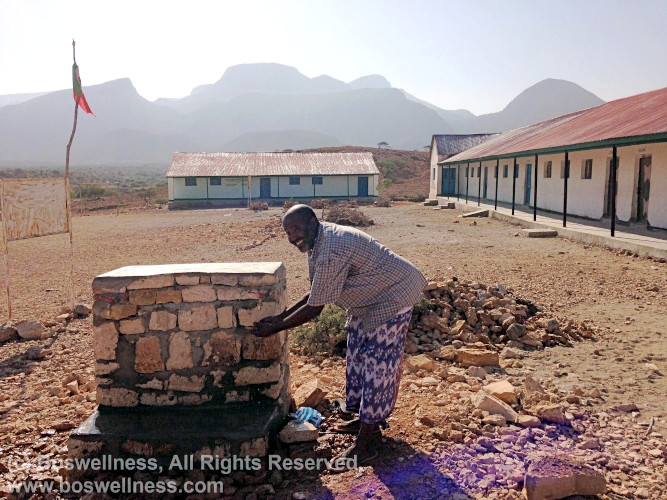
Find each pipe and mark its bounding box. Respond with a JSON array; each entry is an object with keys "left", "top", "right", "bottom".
[
  {"left": 533, "top": 154, "right": 538, "bottom": 221},
  {"left": 563, "top": 151, "right": 569, "bottom": 227}
]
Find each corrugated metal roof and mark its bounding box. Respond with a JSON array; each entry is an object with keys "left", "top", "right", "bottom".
[
  {"left": 443, "top": 87, "right": 667, "bottom": 163},
  {"left": 167, "top": 152, "right": 380, "bottom": 177},
  {"left": 433, "top": 134, "right": 499, "bottom": 157}
]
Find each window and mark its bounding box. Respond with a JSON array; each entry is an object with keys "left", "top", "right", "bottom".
[
  {"left": 289, "top": 176, "right": 300, "bottom": 185},
  {"left": 466, "top": 166, "right": 469, "bottom": 177},
  {"left": 503, "top": 165, "right": 509, "bottom": 178},
  {"left": 185, "top": 177, "right": 197, "bottom": 186},
  {"left": 477, "top": 166, "right": 481, "bottom": 177},
  {"left": 312, "top": 176, "right": 323, "bottom": 185},
  {"left": 494, "top": 165, "right": 498, "bottom": 178},
  {"left": 514, "top": 165, "right": 519, "bottom": 178},
  {"left": 209, "top": 177, "right": 221, "bottom": 186},
  {"left": 544, "top": 161, "right": 552, "bottom": 178},
  {"left": 582, "top": 159, "right": 593, "bottom": 179}
]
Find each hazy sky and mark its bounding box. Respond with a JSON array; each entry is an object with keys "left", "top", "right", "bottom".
[{"left": 1, "top": 0, "right": 666, "bottom": 115}]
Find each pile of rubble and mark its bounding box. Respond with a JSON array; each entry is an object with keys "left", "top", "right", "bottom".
[
  {"left": 0, "top": 305, "right": 91, "bottom": 344},
  {"left": 407, "top": 278, "right": 597, "bottom": 356}
]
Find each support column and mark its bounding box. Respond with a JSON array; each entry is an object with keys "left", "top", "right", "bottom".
[
  {"left": 457, "top": 164, "right": 461, "bottom": 201},
  {"left": 611, "top": 146, "right": 617, "bottom": 237},
  {"left": 533, "top": 154, "right": 538, "bottom": 221},
  {"left": 511, "top": 158, "right": 517, "bottom": 215},
  {"left": 477, "top": 162, "right": 482, "bottom": 207},
  {"left": 563, "top": 151, "right": 569, "bottom": 227},
  {"left": 494, "top": 159, "right": 499, "bottom": 210},
  {"left": 465, "top": 162, "right": 469, "bottom": 204}
]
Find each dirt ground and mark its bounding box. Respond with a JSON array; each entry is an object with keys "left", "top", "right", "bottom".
[{"left": 0, "top": 203, "right": 665, "bottom": 499}]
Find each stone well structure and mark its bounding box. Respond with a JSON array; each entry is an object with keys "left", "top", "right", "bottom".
[{"left": 69, "top": 262, "right": 290, "bottom": 464}]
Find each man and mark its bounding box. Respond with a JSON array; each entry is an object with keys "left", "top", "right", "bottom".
[{"left": 252, "top": 204, "right": 426, "bottom": 465}]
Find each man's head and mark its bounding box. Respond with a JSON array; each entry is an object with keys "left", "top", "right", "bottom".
[{"left": 282, "top": 204, "right": 319, "bottom": 252}]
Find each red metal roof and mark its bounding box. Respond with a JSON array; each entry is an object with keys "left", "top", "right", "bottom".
[
  {"left": 444, "top": 87, "right": 667, "bottom": 163},
  {"left": 167, "top": 152, "right": 379, "bottom": 177}
]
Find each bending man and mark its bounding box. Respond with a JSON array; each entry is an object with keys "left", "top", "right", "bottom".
[{"left": 252, "top": 204, "right": 427, "bottom": 465}]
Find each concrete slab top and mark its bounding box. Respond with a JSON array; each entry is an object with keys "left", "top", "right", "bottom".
[{"left": 97, "top": 262, "right": 284, "bottom": 278}]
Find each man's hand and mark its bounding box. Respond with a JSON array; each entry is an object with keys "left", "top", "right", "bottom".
[{"left": 251, "top": 316, "right": 281, "bottom": 337}]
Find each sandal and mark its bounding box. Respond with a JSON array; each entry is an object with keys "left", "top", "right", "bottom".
[
  {"left": 328, "top": 444, "right": 379, "bottom": 473},
  {"left": 330, "top": 418, "right": 361, "bottom": 434}
]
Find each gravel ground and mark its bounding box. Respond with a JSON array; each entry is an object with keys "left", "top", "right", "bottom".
[{"left": 0, "top": 203, "right": 665, "bottom": 498}]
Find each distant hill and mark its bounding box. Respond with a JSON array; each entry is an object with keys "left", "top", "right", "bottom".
[
  {"left": 459, "top": 79, "right": 606, "bottom": 132},
  {"left": 0, "top": 91, "right": 50, "bottom": 108},
  {"left": 0, "top": 63, "right": 606, "bottom": 167},
  {"left": 223, "top": 130, "right": 343, "bottom": 152}
]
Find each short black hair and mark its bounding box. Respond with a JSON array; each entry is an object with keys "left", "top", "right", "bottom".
[{"left": 283, "top": 204, "right": 318, "bottom": 224}]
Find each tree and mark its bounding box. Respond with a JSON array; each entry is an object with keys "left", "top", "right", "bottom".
[
  {"left": 377, "top": 141, "right": 389, "bottom": 149},
  {"left": 377, "top": 178, "right": 393, "bottom": 197}
]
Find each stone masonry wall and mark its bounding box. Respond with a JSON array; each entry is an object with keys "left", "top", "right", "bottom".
[{"left": 91, "top": 263, "right": 289, "bottom": 410}]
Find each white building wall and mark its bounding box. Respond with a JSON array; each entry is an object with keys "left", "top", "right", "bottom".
[
  {"left": 208, "top": 178, "right": 245, "bottom": 199},
  {"left": 562, "top": 150, "right": 608, "bottom": 219},
  {"left": 616, "top": 149, "right": 635, "bottom": 223},
  {"left": 646, "top": 142, "right": 667, "bottom": 229},
  {"left": 171, "top": 175, "right": 378, "bottom": 200},
  {"left": 430, "top": 137, "right": 440, "bottom": 198},
  {"left": 171, "top": 177, "right": 208, "bottom": 200}
]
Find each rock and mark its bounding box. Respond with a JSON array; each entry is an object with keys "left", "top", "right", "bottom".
[
  {"left": 484, "top": 380, "right": 517, "bottom": 404},
  {"left": 406, "top": 354, "right": 437, "bottom": 373},
  {"left": 535, "top": 404, "right": 566, "bottom": 425},
  {"left": 467, "top": 366, "right": 488, "bottom": 379},
  {"left": 614, "top": 403, "right": 639, "bottom": 412},
  {"left": 482, "top": 414, "right": 507, "bottom": 426},
  {"left": 517, "top": 415, "right": 541, "bottom": 428},
  {"left": 500, "top": 347, "right": 524, "bottom": 360},
  {"left": 435, "top": 346, "right": 457, "bottom": 361},
  {"left": 25, "top": 346, "right": 47, "bottom": 360},
  {"left": 293, "top": 378, "right": 328, "bottom": 408},
  {"left": 16, "top": 320, "right": 48, "bottom": 340},
  {"left": 0, "top": 323, "right": 19, "bottom": 342},
  {"left": 524, "top": 455, "right": 606, "bottom": 500},
  {"left": 577, "top": 438, "right": 600, "bottom": 450},
  {"left": 421, "top": 312, "right": 450, "bottom": 333},
  {"left": 279, "top": 421, "right": 319, "bottom": 443},
  {"left": 472, "top": 392, "right": 518, "bottom": 423},
  {"left": 635, "top": 487, "right": 650, "bottom": 498},
  {"left": 456, "top": 347, "right": 499, "bottom": 367},
  {"left": 506, "top": 323, "right": 526, "bottom": 340},
  {"left": 524, "top": 375, "right": 546, "bottom": 394},
  {"left": 73, "top": 303, "right": 91, "bottom": 317},
  {"left": 544, "top": 318, "right": 559, "bottom": 333}
]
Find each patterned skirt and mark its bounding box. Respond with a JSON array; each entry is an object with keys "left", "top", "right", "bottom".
[{"left": 345, "top": 306, "right": 413, "bottom": 427}]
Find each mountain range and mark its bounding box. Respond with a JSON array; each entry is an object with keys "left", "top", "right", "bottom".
[{"left": 0, "top": 63, "right": 605, "bottom": 167}]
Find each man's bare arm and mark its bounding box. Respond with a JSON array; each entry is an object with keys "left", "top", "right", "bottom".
[{"left": 252, "top": 301, "right": 324, "bottom": 337}]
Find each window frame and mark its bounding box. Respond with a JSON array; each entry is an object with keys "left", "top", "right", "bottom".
[
  {"left": 289, "top": 176, "right": 301, "bottom": 185},
  {"left": 544, "top": 161, "right": 552, "bottom": 178},
  {"left": 184, "top": 177, "right": 197, "bottom": 187},
  {"left": 311, "top": 176, "right": 323, "bottom": 185},
  {"left": 582, "top": 159, "right": 593, "bottom": 179},
  {"left": 209, "top": 177, "right": 222, "bottom": 186}
]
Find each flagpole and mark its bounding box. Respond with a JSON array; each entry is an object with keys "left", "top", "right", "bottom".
[{"left": 64, "top": 40, "right": 78, "bottom": 312}]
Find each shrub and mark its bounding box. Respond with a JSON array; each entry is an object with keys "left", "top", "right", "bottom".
[
  {"left": 72, "top": 183, "right": 111, "bottom": 199},
  {"left": 283, "top": 200, "right": 298, "bottom": 212},
  {"left": 376, "top": 157, "right": 410, "bottom": 182},
  {"left": 290, "top": 305, "right": 347, "bottom": 356},
  {"left": 154, "top": 198, "right": 168, "bottom": 205},
  {"left": 137, "top": 186, "right": 157, "bottom": 198},
  {"left": 323, "top": 205, "right": 374, "bottom": 227},
  {"left": 310, "top": 199, "right": 330, "bottom": 209}
]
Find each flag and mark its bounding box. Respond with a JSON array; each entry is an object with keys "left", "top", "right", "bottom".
[{"left": 72, "top": 63, "right": 94, "bottom": 115}]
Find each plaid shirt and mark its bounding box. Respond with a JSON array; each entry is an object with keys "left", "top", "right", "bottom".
[{"left": 307, "top": 222, "right": 427, "bottom": 330}]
